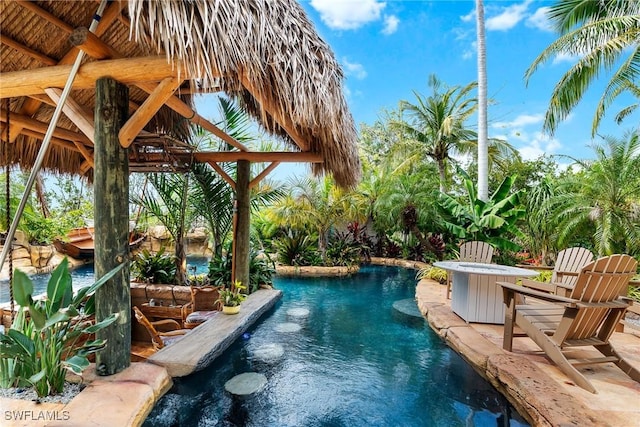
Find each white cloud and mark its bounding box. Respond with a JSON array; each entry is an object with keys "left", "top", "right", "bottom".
[
  {"left": 460, "top": 9, "right": 475, "bottom": 23},
  {"left": 486, "top": 0, "right": 533, "bottom": 31},
  {"left": 310, "top": 0, "right": 386, "bottom": 30},
  {"left": 518, "top": 132, "right": 562, "bottom": 161},
  {"left": 462, "top": 41, "right": 477, "bottom": 60},
  {"left": 526, "top": 7, "right": 553, "bottom": 31},
  {"left": 342, "top": 58, "right": 367, "bottom": 80},
  {"left": 492, "top": 113, "right": 544, "bottom": 129},
  {"left": 382, "top": 15, "right": 399, "bottom": 35}
]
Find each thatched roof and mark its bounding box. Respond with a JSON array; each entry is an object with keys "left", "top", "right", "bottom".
[{"left": 0, "top": 0, "right": 361, "bottom": 188}]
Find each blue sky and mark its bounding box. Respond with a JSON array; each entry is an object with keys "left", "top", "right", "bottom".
[{"left": 198, "top": 0, "right": 638, "bottom": 181}]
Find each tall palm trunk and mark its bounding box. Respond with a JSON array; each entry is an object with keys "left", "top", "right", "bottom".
[
  {"left": 476, "top": 0, "right": 489, "bottom": 201},
  {"left": 174, "top": 175, "right": 189, "bottom": 286},
  {"left": 437, "top": 158, "right": 447, "bottom": 193}
]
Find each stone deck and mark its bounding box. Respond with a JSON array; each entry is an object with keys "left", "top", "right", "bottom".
[{"left": 416, "top": 277, "right": 640, "bottom": 427}]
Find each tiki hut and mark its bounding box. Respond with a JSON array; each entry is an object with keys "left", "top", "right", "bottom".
[
  {"left": 0, "top": 0, "right": 361, "bottom": 187},
  {"left": 0, "top": 0, "right": 361, "bottom": 374}
]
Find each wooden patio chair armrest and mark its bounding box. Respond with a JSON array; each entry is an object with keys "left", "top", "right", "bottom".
[
  {"left": 498, "top": 281, "right": 577, "bottom": 305},
  {"left": 151, "top": 319, "right": 182, "bottom": 331},
  {"left": 576, "top": 300, "right": 630, "bottom": 309},
  {"left": 520, "top": 278, "right": 554, "bottom": 293}
]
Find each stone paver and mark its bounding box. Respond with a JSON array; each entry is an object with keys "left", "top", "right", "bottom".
[{"left": 416, "top": 277, "right": 640, "bottom": 427}]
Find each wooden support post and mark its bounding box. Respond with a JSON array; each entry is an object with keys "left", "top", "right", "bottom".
[
  {"left": 94, "top": 77, "right": 131, "bottom": 376},
  {"left": 234, "top": 160, "right": 251, "bottom": 289}
]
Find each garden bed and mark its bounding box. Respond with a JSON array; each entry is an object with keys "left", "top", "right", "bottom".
[{"left": 275, "top": 265, "right": 359, "bottom": 277}]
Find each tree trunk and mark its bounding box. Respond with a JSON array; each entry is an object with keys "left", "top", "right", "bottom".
[
  {"left": 437, "top": 159, "right": 447, "bottom": 193},
  {"left": 476, "top": 0, "right": 489, "bottom": 201},
  {"left": 94, "top": 77, "right": 130, "bottom": 376},
  {"left": 234, "top": 160, "right": 250, "bottom": 289},
  {"left": 174, "top": 174, "right": 189, "bottom": 286}
]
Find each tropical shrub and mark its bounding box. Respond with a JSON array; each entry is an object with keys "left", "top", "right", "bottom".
[
  {"left": 0, "top": 259, "right": 122, "bottom": 397},
  {"left": 207, "top": 245, "right": 276, "bottom": 293},
  {"left": 273, "top": 232, "right": 320, "bottom": 266},
  {"left": 325, "top": 232, "right": 361, "bottom": 267},
  {"left": 21, "top": 214, "right": 67, "bottom": 245},
  {"left": 132, "top": 247, "right": 176, "bottom": 284},
  {"left": 439, "top": 169, "right": 526, "bottom": 252},
  {"left": 416, "top": 266, "right": 447, "bottom": 284},
  {"left": 249, "top": 253, "right": 276, "bottom": 292},
  {"left": 207, "top": 250, "right": 232, "bottom": 287}
]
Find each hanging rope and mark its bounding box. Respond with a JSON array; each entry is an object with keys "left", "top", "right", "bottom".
[{"left": 4, "top": 99, "right": 15, "bottom": 323}]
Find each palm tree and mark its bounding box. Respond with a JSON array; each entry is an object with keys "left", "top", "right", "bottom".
[
  {"left": 525, "top": 0, "right": 640, "bottom": 135},
  {"left": 476, "top": 0, "right": 489, "bottom": 201},
  {"left": 549, "top": 131, "right": 640, "bottom": 256},
  {"left": 395, "top": 75, "right": 478, "bottom": 193}
]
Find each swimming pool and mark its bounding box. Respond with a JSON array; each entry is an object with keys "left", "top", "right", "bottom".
[
  {"left": 144, "top": 265, "right": 528, "bottom": 426},
  {"left": 0, "top": 257, "right": 211, "bottom": 304}
]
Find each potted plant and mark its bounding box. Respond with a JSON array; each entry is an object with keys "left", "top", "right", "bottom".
[{"left": 217, "top": 280, "right": 246, "bottom": 315}]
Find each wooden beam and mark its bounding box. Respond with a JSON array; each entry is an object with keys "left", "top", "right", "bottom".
[
  {"left": 0, "top": 108, "right": 92, "bottom": 144},
  {"left": 16, "top": 1, "right": 74, "bottom": 34},
  {"left": 9, "top": 1, "right": 126, "bottom": 141},
  {"left": 44, "top": 88, "right": 96, "bottom": 144},
  {"left": 74, "top": 141, "right": 95, "bottom": 168},
  {"left": 69, "top": 27, "right": 121, "bottom": 60},
  {"left": 0, "top": 56, "right": 187, "bottom": 98},
  {"left": 249, "top": 162, "right": 280, "bottom": 190},
  {"left": 66, "top": 28, "right": 248, "bottom": 153},
  {"left": 238, "top": 73, "right": 310, "bottom": 151},
  {"left": 137, "top": 82, "right": 249, "bottom": 152},
  {"left": 119, "top": 77, "right": 183, "bottom": 148},
  {"left": 194, "top": 151, "right": 322, "bottom": 163},
  {"left": 209, "top": 162, "right": 236, "bottom": 191},
  {"left": 0, "top": 34, "right": 57, "bottom": 65}
]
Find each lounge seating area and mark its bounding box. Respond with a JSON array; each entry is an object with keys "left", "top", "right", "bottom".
[{"left": 499, "top": 254, "right": 639, "bottom": 393}]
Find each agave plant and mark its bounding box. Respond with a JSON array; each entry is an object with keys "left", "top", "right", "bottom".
[{"left": 0, "top": 259, "right": 122, "bottom": 397}]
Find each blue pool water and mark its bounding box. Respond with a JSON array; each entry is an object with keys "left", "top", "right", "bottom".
[
  {"left": 144, "top": 265, "right": 529, "bottom": 427},
  {"left": 0, "top": 258, "right": 210, "bottom": 304}
]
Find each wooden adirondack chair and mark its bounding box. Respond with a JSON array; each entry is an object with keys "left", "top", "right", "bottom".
[
  {"left": 499, "top": 254, "right": 640, "bottom": 393},
  {"left": 133, "top": 306, "right": 189, "bottom": 350},
  {"left": 446, "top": 241, "right": 494, "bottom": 299},
  {"left": 522, "top": 247, "right": 594, "bottom": 296}
]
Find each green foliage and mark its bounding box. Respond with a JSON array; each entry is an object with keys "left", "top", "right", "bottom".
[
  {"left": 273, "top": 232, "right": 320, "bottom": 266},
  {"left": 534, "top": 270, "right": 553, "bottom": 283},
  {"left": 207, "top": 245, "right": 276, "bottom": 293},
  {"left": 249, "top": 252, "right": 276, "bottom": 292},
  {"left": 628, "top": 285, "right": 640, "bottom": 303},
  {"left": 0, "top": 259, "right": 122, "bottom": 397},
  {"left": 21, "top": 214, "right": 67, "bottom": 245},
  {"left": 132, "top": 248, "right": 176, "bottom": 284},
  {"left": 325, "top": 232, "right": 362, "bottom": 267},
  {"left": 416, "top": 266, "right": 447, "bottom": 284},
  {"left": 216, "top": 280, "right": 247, "bottom": 307},
  {"left": 207, "top": 250, "right": 232, "bottom": 287},
  {"left": 439, "top": 168, "right": 526, "bottom": 252}
]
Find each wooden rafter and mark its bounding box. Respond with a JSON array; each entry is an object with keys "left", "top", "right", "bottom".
[
  {"left": 66, "top": 27, "right": 249, "bottom": 152},
  {"left": 0, "top": 33, "right": 57, "bottom": 66},
  {"left": 44, "top": 88, "right": 96, "bottom": 144},
  {"left": 209, "top": 162, "right": 236, "bottom": 191},
  {"left": 249, "top": 162, "right": 280, "bottom": 189},
  {"left": 0, "top": 108, "right": 92, "bottom": 144},
  {"left": 194, "top": 151, "right": 322, "bottom": 163},
  {"left": 8, "top": 1, "right": 127, "bottom": 142},
  {"left": 16, "top": 0, "right": 74, "bottom": 34},
  {"left": 119, "top": 77, "right": 183, "bottom": 148}
]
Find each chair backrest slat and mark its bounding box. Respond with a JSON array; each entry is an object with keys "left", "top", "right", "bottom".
[
  {"left": 552, "top": 247, "right": 594, "bottom": 288},
  {"left": 561, "top": 255, "right": 637, "bottom": 341},
  {"left": 459, "top": 241, "right": 493, "bottom": 264}
]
